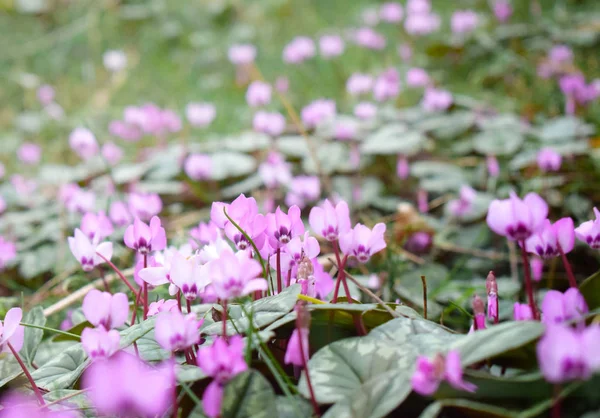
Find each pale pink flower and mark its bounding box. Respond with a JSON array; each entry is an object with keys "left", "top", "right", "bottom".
[
  {"left": 155, "top": 311, "right": 203, "bottom": 352},
  {"left": 301, "top": 99, "right": 336, "bottom": 128},
  {"left": 186, "top": 102, "right": 216, "bottom": 127},
  {"left": 68, "top": 229, "right": 113, "bottom": 272},
  {"left": 246, "top": 81, "right": 272, "bottom": 108},
  {"left": 81, "top": 327, "right": 120, "bottom": 360},
  {"left": 514, "top": 303, "right": 534, "bottom": 321},
  {"left": 447, "top": 185, "right": 477, "bottom": 217},
  {"left": 37, "top": 84, "right": 55, "bottom": 106},
  {"left": 353, "top": 27, "right": 386, "bottom": 50},
  {"left": 283, "top": 37, "right": 315, "bottom": 64},
  {"left": 82, "top": 290, "right": 129, "bottom": 329},
  {"left": 101, "top": 141, "right": 123, "bottom": 165},
  {"left": 575, "top": 207, "right": 600, "bottom": 249},
  {"left": 537, "top": 148, "right": 562, "bottom": 172},
  {"left": 81, "top": 211, "right": 114, "bottom": 240},
  {"left": 253, "top": 111, "right": 286, "bottom": 136},
  {"left": 0, "top": 308, "right": 25, "bottom": 353},
  {"left": 380, "top": 2, "right": 404, "bottom": 22},
  {"left": 411, "top": 350, "right": 476, "bottom": 395},
  {"left": 127, "top": 192, "right": 162, "bottom": 221},
  {"left": 319, "top": 35, "right": 345, "bottom": 58},
  {"left": 451, "top": 10, "right": 479, "bottom": 34},
  {"left": 493, "top": 0, "right": 513, "bottom": 23},
  {"left": 346, "top": 73, "right": 374, "bottom": 96},
  {"left": 487, "top": 155, "right": 500, "bottom": 178},
  {"left": 354, "top": 102, "right": 377, "bottom": 120},
  {"left": 164, "top": 251, "right": 208, "bottom": 300},
  {"left": 184, "top": 154, "right": 212, "bottom": 181},
  {"left": 373, "top": 68, "right": 401, "bottom": 102},
  {"left": 285, "top": 176, "right": 321, "bottom": 209},
  {"left": 309, "top": 199, "right": 351, "bottom": 241},
  {"left": 109, "top": 201, "right": 132, "bottom": 227},
  {"left": 422, "top": 87, "right": 453, "bottom": 111},
  {"left": 17, "top": 143, "right": 41, "bottom": 165},
  {"left": 406, "top": 68, "right": 430, "bottom": 88},
  {"left": 340, "top": 223, "right": 386, "bottom": 263},
  {"left": 148, "top": 299, "right": 179, "bottom": 317},
  {"left": 190, "top": 222, "right": 221, "bottom": 247},
  {"left": 406, "top": 0, "right": 431, "bottom": 14},
  {"left": 284, "top": 328, "right": 309, "bottom": 366},
  {"left": 124, "top": 216, "right": 167, "bottom": 254},
  {"left": 69, "top": 128, "right": 99, "bottom": 160},
  {"left": 0, "top": 237, "right": 17, "bottom": 271},
  {"left": 486, "top": 192, "right": 548, "bottom": 241},
  {"left": 259, "top": 151, "right": 292, "bottom": 188},
  {"left": 523, "top": 217, "right": 574, "bottom": 259},
  {"left": 541, "top": 288, "right": 588, "bottom": 325},
  {"left": 228, "top": 44, "right": 256, "bottom": 65},
  {"left": 404, "top": 12, "right": 441, "bottom": 36},
  {"left": 210, "top": 251, "right": 266, "bottom": 300}
]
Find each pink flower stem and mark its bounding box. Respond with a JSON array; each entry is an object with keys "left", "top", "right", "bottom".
[
  {"left": 143, "top": 254, "right": 148, "bottom": 320},
  {"left": 332, "top": 241, "right": 351, "bottom": 303},
  {"left": 172, "top": 353, "right": 178, "bottom": 418},
  {"left": 97, "top": 267, "right": 110, "bottom": 293},
  {"left": 519, "top": 241, "right": 539, "bottom": 320},
  {"left": 130, "top": 286, "right": 143, "bottom": 326},
  {"left": 186, "top": 299, "right": 192, "bottom": 315},
  {"left": 276, "top": 248, "right": 282, "bottom": 294},
  {"left": 95, "top": 252, "right": 137, "bottom": 295},
  {"left": 177, "top": 291, "right": 182, "bottom": 312},
  {"left": 222, "top": 300, "right": 228, "bottom": 339},
  {"left": 286, "top": 269, "right": 292, "bottom": 287},
  {"left": 297, "top": 327, "right": 320, "bottom": 417},
  {"left": 8, "top": 341, "right": 45, "bottom": 406},
  {"left": 558, "top": 245, "right": 577, "bottom": 288}
]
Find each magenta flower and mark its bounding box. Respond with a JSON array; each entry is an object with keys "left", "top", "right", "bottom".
[
  {"left": 284, "top": 328, "right": 309, "bottom": 366},
  {"left": 411, "top": 350, "right": 476, "bottom": 396},
  {"left": 514, "top": 303, "right": 534, "bottom": 321},
  {"left": 406, "top": 67, "right": 430, "bottom": 88},
  {"left": 493, "top": 0, "right": 513, "bottom": 23},
  {"left": 128, "top": 192, "right": 162, "bottom": 221},
  {"left": 124, "top": 216, "right": 167, "bottom": 254},
  {"left": 319, "top": 35, "right": 345, "bottom": 58},
  {"left": 451, "top": 10, "right": 479, "bottom": 34},
  {"left": 81, "top": 326, "right": 120, "bottom": 360},
  {"left": 354, "top": 102, "right": 377, "bottom": 120},
  {"left": 266, "top": 206, "right": 305, "bottom": 249},
  {"left": 486, "top": 192, "right": 548, "bottom": 241},
  {"left": 37, "top": 84, "right": 55, "bottom": 105},
  {"left": 301, "top": 99, "right": 336, "bottom": 128},
  {"left": 17, "top": 143, "right": 41, "bottom": 165},
  {"left": 486, "top": 271, "right": 498, "bottom": 323},
  {"left": 541, "top": 288, "right": 588, "bottom": 325},
  {"left": 69, "top": 128, "right": 99, "bottom": 160},
  {"left": 309, "top": 199, "right": 351, "bottom": 242},
  {"left": 223, "top": 212, "right": 266, "bottom": 252},
  {"left": 184, "top": 153, "right": 212, "bottom": 181},
  {"left": 0, "top": 392, "right": 77, "bottom": 418},
  {"left": 190, "top": 221, "right": 221, "bottom": 247},
  {"left": 486, "top": 155, "right": 500, "bottom": 178},
  {"left": 340, "top": 223, "right": 387, "bottom": 263},
  {"left": 155, "top": 311, "right": 203, "bottom": 352},
  {"left": 197, "top": 336, "right": 248, "bottom": 418},
  {"left": 109, "top": 201, "right": 132, "bottom": 227},
  {"left": 447, "top": 185, "right": 477, "bottom": 217},
  {"left": 245, "top": 81, "right": 272, "bottom": 108},
  {"left": 537, "top": 323, "right": 600, "bottom": 383},
  {"left": 405, "top": 231, "right": 433, "bottom": 254},
  {"left": 0, "top": 237, "right": 17, "bottom": 271},
  {"left": 537, "top": 148, "right": 562, "bottom": 172},
  {"left": 148, "top": 299, "right": 179, "bottom": 316},
  {"left": 101, "top": 141, "right": 123, "bottom": 166},
  {"left": 346, "top": 73, "right": 374, "bottom": 96},
  {"left": 68, "top": 229, "right": 113, "bottom": 272},
  {"left": 531, "top": 256, "right": 544, "bottom": 282},
  {"left": 259, "top": 151, "right": 292, "bottom": 188},
  {"left": 285, "top": 176, "right": 321, "bottom": 209},
  {"left": 380, "top": 2, "right": 403, "bottom": 22},
  {"left": 253, "top": 111, "right": 286, "bottom": 137},
  {"left": 211, "top": 194, "right": 260, "bottom": 229},
  {"left": 81, "top": 211, "right": 114, "bottom": 240},
  {"left": 162, "top": 251, "right": 208, "bottom": 300},
  {"left": 472, "top": 295, "right": 486, "bottom": 330},
  {"left": 186, "top": 102, "right": 216, "bottom": 127},
  {"left": 422, "top": 87, "right": 453, "bottom": 111},
  {"left": 82, "top": 290, "right": 129, "bottom": 329},
  {"left": 373, "top": 68, "right": 401, "bottom": 102},
  {"left": 83, "top": 351, "right": 173, "bottom": 418},
  {"left": 228, "top": 44, "right": 256, "bottom": 65},
  {"left": 575, "top": 207, "right": 600, "bottom": 249},
  {"left": 282, "top": 36, "right": 315, "bottom": 64},
  {"left": 0, "top": 308, "right": 24, "bottom": 353},
  {"left": 523, "top": 217, "right": 574, "bottom": 259},
  {"left": 210, "top": 251, "right": 266, "bottom": 300},
  {"left": 353, "top": 27, "right": 386, "bottom": 50}
]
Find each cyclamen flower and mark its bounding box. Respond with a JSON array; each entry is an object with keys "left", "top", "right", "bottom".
[
  {"left": 184, "top": 154, "right": 212, "bottom": 181},
  {"left": 124, "top": 217, "right": 167, "bottom": 254},
  {"left": 155, "top": 311, "right": 203, "bottom": 352},
  {"left": 128, "top": 192, "right": 162, "bottom": 221},
  {"left": 309, "top": 199, "right": 351, "bottom": 241},
  {"left": 486, "top": 192, "right": 548, "bottom": 241},
  {"left": 0, "top": 237, "right": 17, "bottom": 270},
  {"left": 148, "top": 299, "right": 179, "bottom": 317},
  {"left": 537, "top": 323, "right": 600, "bottom": 383},
  {"left": 537, "top": 148, "right": 562, "bottom": 172},
  {"left": 210, "top": 251, "right": 266, "bottom": 300},
  {"left": 0, "top": 393, "right": 77, "bottom": 418},
  {"left": 472, "top": 295, "right": 486, "bottom": 330},
  {"left": 81, "top": 211, "right": 114, "bottom": 240},
  {"left": 82, "top": 290, "right": 129, "bottom": 329},
  {"left": 404, "top": 12, "right": 441, "bottom": 36},
  {"left": 190, "top": 222, "right": 221, "bottom": 247},
  {"left": 514, "top": 303, "right": 534, "bottom": 321},
  {"left": 246, "top": 81, "right": 272, "bottom": 108},
  {"left": 81, "top": 327, "right": 120, "bottom": 360},
  {"left": 373, "top": 68, "right": 401, "bottom": 102},
  {"left": 346, "top": 73, "right": 374, "bottom": 96},
  {"left": 285, "top": 176, "right": 321, "bottom": 209},
  {"left": 284, "top": 328, "right": 309, "bottom": 366},
  {"left": 186, "top": 102, "right": 216, "bottom": 127},
  {"left": 493, "top": 0, "right": 513, "bottom": 23},
  {"left": 407, "top": 0, "right": 431, "bottom": 14},
  {"left": 354, "top": 102, "right": 377, "bottom": 120},
  {"left": 197, "top": 336, "right": 248, "bottom": 418},
  {"left": 17, "top": 143, "right": 41, "bottom": 165},
  {"left": 37, "top": 84, "right": 55, "bottom": 105},
  {"left": 301, "top": 99, "right": 336, "bottom": 128},
  {"left": 447, "top": 185, "right": 477, "bottom": 217},
  {"left": 266, "top": 205, "right": 305, "bottom": 248},
  {"left": 411, "top": 350, "right": 476, "bottom": 396},
  {"left": 69, "top": 128, "right": 99, "bottom": 160},
  {"left": 319, "top": 35, "right": 345, "bottom": 58},
  {"left": 223, "top": 210, "right": 266, "bottom": 252},
  {"left": 281, "top": 232, "right": 320, "bottom": 270},
  {"left": 380, "top": 2, "right": 403, "bottom": 22},
  {"left": 451, "top": 10, "right": 479, "bottom": 34},
  {"left": 228, "top": 44, "right": 256, "bottom": 65},
  {"left": 487, "top": 155, "right": 500, "bottom": 178},
  {"left": 101, "top": 142, "right": 123, "bottom": 165},
  {"left": 406, "top": 68, "right": 430, "bottom": 88},
  {"left": 149, "top": 251, "right": 207, "bottom": 300},
  {"left": 211, "top": 194, "right": 260, "bottom": 229},
  {"left": 486, "top": 271, "right": 498, "bottom": 323},
  {"left": 103, "top": 50, "right": 127, "bottom": 72},
  {"left": 283, "top": 36, "right": 315, "bottom": 64},
  {"left": 0, "top": 308, "right": 25, "bottom": 353},
  {"left": 353, "top": 27, "right": 386, "bottom": 50},
  {"left": 575, "top": 207, "right": 600, "bottom": 249},
  {"left": 253, "top": 111, "right": 286, "bottom": 137},
  {"left": 83, "top": 351, "right": 173, "bottom": 418},
  {"left": 109, "top": 201, "right": 132, "bottom": 227},
  {"left": 68, "top": 229, "right": 113, "bottom": 272},
  {"left": 541, "top": 288, "right": 588, "bottom": 325},
  {"left": 340, "top": 223, "right": 387, "bottom": 263},
  {"left": 523, "top": 217, "right": 574, "bottom": 259},
  {"left": 422, "top": 87, "right": 453, "bottom": 111}
]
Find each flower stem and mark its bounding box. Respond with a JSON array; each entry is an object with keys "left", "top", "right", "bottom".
[
  {"left": 19, "top": 322, "right": 80, "bottom": 340},
  {"left": 177, "top": 291, "right": 182, "bottom": 312},
  {"left": 276, "top": 248, "right": 282, "bottom": 294},
  {"left": 131, "top": 286, "right": 143, "bottom": 326},
  {"left": 298, "top": 328, "right": 320, "bottom": 417},
  {"left": 172, "top": 353, "right": 178, "bottom": 418},
  {"left": 558, "top": 245, "right": 577, "bottom": 288},
  {"left": 332, "top": 244, "right": 349, "bottom": 303},
  {"left": 8, "top": 341, "right": 45, "bottom": 406},
  {"left": 519, "top": 241, "right": 539, "bottom": 320},
  {"left": 143, "top": 254, "right": 148, "bottom": 320},
  {"left": 186, "top": 299, "right": 192, "bottom": 315},
  {"left": 95, "top": 252, "right": 137, "bottom": 295},
  {"left": 222, "top": 300, "right": 228, "bottom": 339}
]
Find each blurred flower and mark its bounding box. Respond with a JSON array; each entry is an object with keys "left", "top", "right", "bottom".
[
  {"left": 309, "top": 199, "right": 351, "bottom": 241},
  {"left": 17, "top": 142, "right": 41, "bottom": 165},
  {"left": 361, "top": 7, "right": 380, "bottom": 26},
  {"left": 537, "top": 147, "right": 562, "bottom": 172},
  {"left": 148, "top": 299, "right": 179, "bottom": 317},
  {"left": 493, "top": 0, "right": 513, "bottom": 23},
  {"left": 109, "top": 120, "right": 142, "bottom": 142},
  {"left": 68, "top": 229, "right": 113, "bottom": 272},
  {"left": 109, "top": 201, "right": 132, "bottom": 227},
  {"left": 101, "top": 141, "right": 123, "bottom": 165},
  {"left": 340, "top": 223, "right": 386, "bottom": 263},
  {"left": 82, "top": 327, "right": 120, "bottom": 360},
  {"left": 319, "top": 35, "right": 345, "bottom": 58},
  {"left": 422, "top": 87, "right": 453, "bottom": 111},
  {"left": 44, "top": 102, "right": 65, "bottom": 120},
  {"left": 301, "top": 99, "right": 336, "bottom": 128},
  {"left": 448, "top": 185, "right": 477, "bottom": 217},
  {"left": 523, "top": 217, "right": 574, "bottom": 259},
  {"left": 246, "top": 81, "right": 272, "bottom": 107},
  {"left": 486, "top": 155, "right": 500, "bottom": 178},
  {"left": 549, "top": 45, "right": 573, "bottom": 65},
  {"left": 82, "top": 290, "right": 129, "bottom": 329},
  {"left": 155, "top": 311, "right": 203, "bottom": 352},
  {"left": 36, "top": 84, "right": 55, "bottom": 106},
  {"left": 486, "top": 271, "right": 498, "bottom": 323},
  {"left": 346, "top": 73, "right": 374, "bottom": 96},
  {"left": 285, "top": 176, "right": 321, "bottom": 209},
  {"left": 285, "top": 327, "right": 309, "bottom": 366},
  {"left": 253, "top": 111, "right": 286, "bottom": 136},
  {"left": 404, "top": 12, "right": 441, "bottom": 36},
  {"left": 353, "top": 27, "right": 386, "bottom": 50},
  {"left": 186, "top": 102, "right": 216, "bottom": 127},
  {"left": 406, "top": 68, "right": 430, "bottom": 88},
  {"left": 228, "top": 44, "right": 256, "bottom": 65},
  {"left": 124, "top": 216, "right": 167, "bottom": 254},
  {"left": 398, "top": 43, "right": 413, "bottom": 61},
  {"left": 575, "top": 207, "right": 600, "bottom": 249},
  {"left": 354, "top": 102, "right": 377, "bottom": 120},
  {"left": 0, "top": 308, "right": 24, "bottom": 353},
  {"left": 0, "top": 237, "right": 17, "bottom": 271},
  {"left": 404, "top": 231, "right": 432, "bottom": 254},
  {"left": 406, "top": 0, "right": 431, "bottom": 14},
  {"left": 411, "top": 350, "right": 476, "bottom": 395},
  {"left": 184, "top": 153, "right": 212, "bottom": 181},
  {"left": 283, "top": 36, "right": 315, "bottom": 64},
  {"left": 531, "top": 256, "right": 544, "bottom": 282},
  {"left": 275, "top": 76, "right": 289, "bottom": 93},
  {"left": 514, "top": 303, "right": 533, "bottom": 321},
  {"left": 380, "top": 2, "right": 404, "bottom": 22},
  {"left": 69, "top": 128, "right": 99, "bottom": 160},
  {"left": 541, "top": 288, "right": 588, "bottom": 325},
  {"left": 63, "top": 185, "right": 95, "bottom": 214},
  {"left": 259, "top": 151, "right": 292, "bottom": 188},
  {"left": 537, "top": 323, "right": 600, "bottom": 383},
  {"left": 472, "top": 295, "right": 486, "bottom": 330},
  {"left": 81, "top": 211, "right": 114, "bottom": 240},
  {"left": 373, "top": 68, "right": 401, "bottom": 102},
  {"left": 486, "top": 192, "right": 548, "bottom": 241},
  {"left": 451, "top": 10, "right": 479, "bottom": 34},
  {"left": 0, "top": 392, "right": 76, "bottom": 418},
  {"left": 334, "top": 123, "right": 356, "bottom": 141},
  {"left": 418, "top": 189, "right": 429, "bottom": 213},
  {"left": 190, "top": 222, "right": 220, "bottom": 247},
  {"left": 128, "top": 192, "right": 163, "bottom": 221},
  {"left": 83, "top": 351, "right": 173, "bottom": 417},
  {"left": 103, "top": 49, "right": 127, "bottom": 72}
]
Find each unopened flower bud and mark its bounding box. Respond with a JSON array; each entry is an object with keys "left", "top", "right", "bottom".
[{"left": 472, "top": 294, "right": 486, "bottom": 330}]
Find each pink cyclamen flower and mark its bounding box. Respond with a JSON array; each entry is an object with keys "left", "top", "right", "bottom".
[
  {"left": 228, "top": 44, "right": 256, "bottom": 65},
  {"left": 186, "top": 102, "right": 216, "bottom": 127},
  {"left": 422, "top": 87, "right": 453, "bottom": 111},
  {"left": 283, "top": 36, "right": 316, "bottom": 64},
  {"left": 162, "top": 251, "right": 207, "bottom": 300},
  {"left": 486, "top": 192, "right": 548, "bottom": 241},
  {"left": 101, "top": 141, "right": 123, "bottom": 165},
  {"left": 493, "top": 0, "right": 513, "bottom": 23},
  {"left": 537, "top": 148, "right": 562, "bottom": 172},
  {"left": 259, "top": 151, "right": 292, "bottom": 189},
  {"left": 148, "top": 299, "right": 179, "bottom": 317},
  {"left": 284, "top": 328, "right": 309, "bottom": 366},
  {"left": 353, "top": 27, "right": 386, "bottom": 50},
  {"left": 278, "top": 231, "right": 321, "bottom": 275},
  {"left": 514, "top": 303, "right": 534, "bottom": 321},
  {"left": 301, "top": 99, "right": 336, "bottom": 128},
  {"left": 0, "top": 392, "right": 77, "bottom": 418},
  {"left": 550, "top": 45, "right": 573, "bottom": 64},
  {"left": 197, "top": 336, "right": 248, "bottom": 418},
  {"left": 354, "top": 102, "right": 377, "bottom": 120},
  {"left": 404, "top": 12, "right": 441, "bottom": 36},
  {"left": 211, "top": 194, "right": 260, "bottom": 229},
  {"left": 486, "top": 271, "right": 498, "bottom": 323},
  {"left": 451, "top": 10, "right": 479, "bottom": 34},
  {"left": 109, "top": 201, "right": 132, "bottom": 227},
  {"left": 523, "top": 217, "right": 574, "bottom": 259},
  {"left": 83, "top": 351, "right": 173, "bottom": 418},
  {"left": 69, "top": 128, "right": 99, "bottom": 160},
  {"left": 398, "top": 43, "right": 413, "bottom": 61},
  {"left": 309, "top": 199, "right": 351, "bottom": 242},
  {"left": 541, "top": 288, "right": 588, "bottom": 325},
  {"left": 0, "top": 308, "right": 25, "bottom": 353},
  {"left": 82, "top": 290, "right": 129, "bottom": 329},
  {"left": 406, "top": 68, "right": 430, "bottom": 88},
  {"left": 405, "top": 232, "right": 433, "bottom": 254},
  {"left": 253, "top": 111, "right": 286, "bottom": 137},
  {"left": 285, "top": 176, "right": 321, "bottom": 209},
  {"left": 380, "top": 2, "right": 403, "bottom": 22},
  {"left": 127, "top": 192, "right": 163, "bottom": 221},
  {"left": 17, "top": 143, "right": 41, "bottom": 165},
  {"left": 340, "top": 223, "right": 387, "bottom": 263},
  {"left": 81, "top": 326, "right": 120, "bottom": 360},
  {"left": 184, "top": 153, "right": 212, "bottom": 181},
  {"left": 81, "top": 211, "right": 114, "bottom": 240},
  {"left": 109, "top": 119, "right": 142, "bottom": 142},
  {"left": 245, "top": 81, "right": 272, "bottom": 108},
  {"left": 37, "top": 84, "right": 55, "bottom": 106},
  {"left": 0, "top": 237, "right": 17, "bottom": 270},
  {"left": 346, "top": 73, "right": 374, "bottom": 96},
  {"left": 373, "top": 68, "right": 401, "bottom": 102},
  {"left": 486, "top": 155, "right": 500, "bottom": 178},
  {"left": 531, "top": 256, "right": 544, "bottom": 282},
  {"left": 68, "top": 229, "right": 113, "bottom": 272},
  {"left": 411, "top": 350, "right": 477, "bottom": 396},
  {"left": 472, "top": 295, "right": 486, "bottom": 330},
  {"left": 190, "top": 222, "right": 220, "bottom": 247},
  {"left": 155, "top": 311, "right": 203, "bottom": 352},
  {"left": 575, "top": 207, "right": 600, "bottom": 249},
  {"left": 448, "top": 185, "right": 477, "bottom": 217},
  {"left": 319, "top": 35, "right": 345, "bottom": 58},
  {"left": 210, "top": 251, "right": 267, "bottom": 300},
  {"left": 537, "top": 323, "right": 600, "bottom": 383},
  {"left": 407, "top": 0, "right": 431, "bottom": 14},
  {"left": 124, "top": 216, "right": 167, "bottom": 254},
  {"left": 266, "top": 205, "right": 305, "bottom": 248}
]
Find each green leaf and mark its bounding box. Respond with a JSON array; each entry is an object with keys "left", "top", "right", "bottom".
[
  {"left": 53, "top": 321, "right": 91, "bottom": 342},
  {"left": 361, "top": 126, "right": 423, "bottom": 156},
  {"left": 419, "top": 399, "right": 516, "bottom": 418},
  {"left": 221, "top": 370, "right": 278, "bottom": 418},
  {"left": 579, "top": 269, "right": 600, "bottom": 310},
  {"left": 43, "top": 389, "right": 89, "bottom": 410},
  {"left": 177, "top": 364, "right": 207, "bottom": 383},
  {"left": 472, "top": 129, "right": 524, "bottom": 156},
  {"left": 21, "top": 306, "right": 46, "bottom": 366},
  {"left": 30, "top": 344, "right": 88, "bottom": 391},
  {"left": 275, "top": 396, "right": 314, "bottom": 418}
]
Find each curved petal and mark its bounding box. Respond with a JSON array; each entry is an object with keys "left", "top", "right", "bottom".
[
  {"left": 335, "top": 201, "right": 352, "bottom": 234},
  {"left": 308, "top": 207, "right": 325, "bottom": 237},
  {"left": 242, "top": 278, "right": 268, "bottom": 295},
  {"left": 124, "top": 224, "right": 136, "bottom": 249},
  {"left": 83, "top": 290, "right": 111, "bottom": 327},
  {"left": 339, "top": 229, "right": 355, "bottom": 255},
  {"left": 151, "top": 227, "right": 167, "bottom": 252},
  {"left": 523, "top": 193, "right": 548, "bottom": 231},
  {"left": 139, "top": 267, "right": 170, "bottom": 286},
  {"left": 486, "top": 199, "right": 512, "bottom": 238},
  {"left": 110, "top": 293, "right": 130, "bottom": 329},
  {"left": 582, "top": 324, "right": 600, "bottom": 371},
  {"left": 304, "top": 236, "right": 321, "bottom": 259},
  {"left": 368, "top": 223, "right": 387, "bottom": 254},
  {"left": 2, "top": 308, "right": 23, "bottom": 341},
  {"left": 7, "top": 324, "right": 24, "bottom": 352},
  {"left": 202, "top": 381, "right": 224, "bottom": 418},
  {"left": 94, "top": 242, "right": 113, "bottom": 266},
  {"left": 541, "top": 290, "right": 566, "bottom": 324},
  {"left": 554, "top": 217, "right": 575, "bottom": 254}
]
